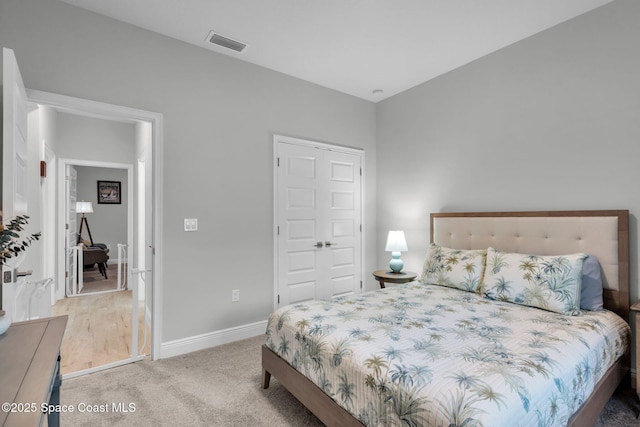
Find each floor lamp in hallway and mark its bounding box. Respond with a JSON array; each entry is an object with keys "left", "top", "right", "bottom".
[{"left": 77, "top": 201, "right": 94, "bottom": 246}]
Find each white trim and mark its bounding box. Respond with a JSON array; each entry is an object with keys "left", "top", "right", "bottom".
[
  {"left": 160, "top": 320, "right": 267, "bottom": 359},
  {"left": 272, "top": 134, "right": 365, "bottom": 310},
  {"left": 27, "top": 89, "right": 164, "bottom": 362},
  {"left": 151, "top": 115, "right": 164, "bottom": 361},
  {"left": 27, "top": 89, "right": 156, "bottom": 124},
  {"left": 42, "top": 143, "right": 57, "bottom": 305},
  {"left": 272, "top": 139, "right": 279, "bottom": 310},
  {"left": 62, "top": 355, "right": 146, "bottom": 380},
  {"left": 274, "top": 134, "right": 364, "bottom": 155}
]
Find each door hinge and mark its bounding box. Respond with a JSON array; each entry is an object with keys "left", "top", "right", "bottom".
[
  {"left": 65, "top": 223, "right": 69, "bottom": 230},
  {"left": 277, "top": 226, "right": 280, "bottom": 235},
  {"left": 360, "top": 168, "right": 362, "bottom": 176},
  {"left": 277, "top": 157, "right": 280, "bottom": 167},
  {"left": 65, "top": 272, "right": 68, "bottom": 278},
  {"left": 360, "top": 280, "right": 363, "bottom": 289},
  {"left": 277, "top": 294, "right": 280, "bottom": 304},
  {"left": 360, "top": 224, "right": 362, "bottom": 232}
]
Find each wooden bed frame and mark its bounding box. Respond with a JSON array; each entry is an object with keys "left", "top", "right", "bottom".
[{"left": 263, "top": 210, "right": 630, "bottom": 427}]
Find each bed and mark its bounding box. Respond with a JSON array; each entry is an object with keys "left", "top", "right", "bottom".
[{"left": 263, "top": 210, "right": 631, "bottom": 426}]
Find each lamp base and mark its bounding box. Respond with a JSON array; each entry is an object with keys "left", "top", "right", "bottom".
[{"left": 389, "top": 252, "right": 404, "bottom": 273}]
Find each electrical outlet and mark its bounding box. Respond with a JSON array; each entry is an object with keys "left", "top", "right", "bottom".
[{"left": 231, "top": 289, "right": 240, "bottom": 302}]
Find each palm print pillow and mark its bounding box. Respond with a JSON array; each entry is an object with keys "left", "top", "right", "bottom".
[
  {"left": 420, "top": 243, "right": 486, "bottom": 292},
  {"left": 482, "top": 247, "right": 587, "bottom": 315}
]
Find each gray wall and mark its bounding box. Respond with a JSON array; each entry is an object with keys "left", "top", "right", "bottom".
[
  {"left": 75, "top": 166, "right": 128, "bottom": 256},
  {"left": 0, "top": 0, "right": 377, "bottom": 342},
  {"left": 56, "top": 112, "right": 134, "bottom": 264},
  {"left": 56, "top": 112, "right": 134, "bottom": 256},
  {"left": 376, "top": 0, "right": 640, "bottom": 305},
  {"left": 56, "top": 112, "right": 136, "bottom": 164},
  {"left": 24, "top": 106, "right": 57, "bottom": 281}
]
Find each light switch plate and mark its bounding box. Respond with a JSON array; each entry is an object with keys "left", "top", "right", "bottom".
[{"left": 184, "top": 218, "right": 198, "bottom": 232}]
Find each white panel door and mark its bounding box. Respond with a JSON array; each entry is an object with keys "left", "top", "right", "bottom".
[
  {"left": 277, "top": 142, "right": 323, "bottom": 305},
  {"left": 276, "top": 137, "right": 362, "bottom": 306},
  {"left": 2, "top": 48, "right": 29, "bottom": 318},
  {"left": 324, "top": 150, "right": 361, "bottom": 298},
  {"left": 2, "top": 48, "right": 29, "bottom": 218}
]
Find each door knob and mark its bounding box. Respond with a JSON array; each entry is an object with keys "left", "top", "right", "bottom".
[
  {"left": 313, "top": 242, "right": 324, "bottom": 248},
  {"left": 325, "top": 241, "right": 337, "bottom": 247}
]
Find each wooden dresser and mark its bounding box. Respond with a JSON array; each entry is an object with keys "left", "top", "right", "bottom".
[{"left": 0, "top": 316, "right": 67, "bottom": 427}]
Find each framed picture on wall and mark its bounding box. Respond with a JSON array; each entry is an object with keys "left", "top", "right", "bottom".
[{"left": 97, "top": 180, "right": 121, "bottom": 204}]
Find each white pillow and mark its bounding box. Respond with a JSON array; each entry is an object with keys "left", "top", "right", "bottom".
[
  {"left": 482, "top": 247, "right": 587, "bottom": 315},
  {"left": 420, "top": 243, "right": 486, "bottom": 293}
]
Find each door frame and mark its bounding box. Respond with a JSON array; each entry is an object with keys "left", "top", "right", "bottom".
[
  {"left": 272, "top": 134, "right": 365, "bottom": 309},
  {"left": 27, "top": 89, "right": 164, "bottom": 361},
  {"left": 62, "top": 163, "right": 79, "bottom": 297},
  {"left": 57, "top": 159, "right": 133, "bottom": 297},
  {"left": 42, "top": 142, "right": 57, "bottom": 304}
]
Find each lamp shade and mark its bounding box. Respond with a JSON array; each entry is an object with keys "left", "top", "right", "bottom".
[
  {"left": 76, "top": 201, "right": 94, "bottom": 214},
  {"left": 385, "top": 230, "right": 407, "bottom": 252}
]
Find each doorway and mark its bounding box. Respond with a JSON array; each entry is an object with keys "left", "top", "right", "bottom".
[
  {"left": 53, "top": 138, "right": 143, "bottom": 377},
  {"left": 25, "top": 89, "right": 163, "bottom": 377},
  {"left": 59, "top": 161, "right": 132, "bottom": 298},
  {"left": 273, "top": 134, "right": 364, "bottom": 308}
]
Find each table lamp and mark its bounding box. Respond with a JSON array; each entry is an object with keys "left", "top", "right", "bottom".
[{"left": 385, "top": 230, "right": 408, "bottom": 273}]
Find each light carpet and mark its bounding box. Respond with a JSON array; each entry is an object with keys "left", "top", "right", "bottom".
[{"left": 61, "top": 335, "right": 639, "bottom": 426}]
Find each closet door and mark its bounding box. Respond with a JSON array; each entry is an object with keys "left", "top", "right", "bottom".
[
  {"left": 275, "top": 136, "right": 363, "bottom": 307},
  {"left": 323, "top": 150, "right": 361, "bottom": 300}
]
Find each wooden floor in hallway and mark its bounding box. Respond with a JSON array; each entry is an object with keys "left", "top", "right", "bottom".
[{"left": 52, "top": 284, "right": 151, "bottom": 375}]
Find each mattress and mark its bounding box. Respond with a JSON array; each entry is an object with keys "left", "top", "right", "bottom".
[{"left": 265, "top": 282, "right": 630, "bottom": 427}]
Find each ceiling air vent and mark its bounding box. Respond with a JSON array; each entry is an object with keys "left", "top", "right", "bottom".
[{"left": 206, "top": 31, "right": 247, "bottom": 53}]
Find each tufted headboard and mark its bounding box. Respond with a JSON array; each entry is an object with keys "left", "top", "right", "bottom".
[{"left": 431, "top": 210, "right": 630, "bottom": 321}]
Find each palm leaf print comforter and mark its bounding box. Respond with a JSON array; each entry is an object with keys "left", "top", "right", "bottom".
[{"left": 265, "top": 282, "right": 629, "bottom": 427}]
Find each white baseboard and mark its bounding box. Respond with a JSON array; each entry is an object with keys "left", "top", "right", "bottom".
[{"left": 159, "top": 320, "right": 267, "bottom": 359}]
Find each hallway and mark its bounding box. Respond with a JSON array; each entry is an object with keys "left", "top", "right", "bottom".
[{"left": 52, "top": 268, "right": 150, "bottom": 375}]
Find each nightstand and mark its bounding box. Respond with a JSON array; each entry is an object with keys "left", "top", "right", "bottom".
[
  {"left": 372, "top": 270, "right": 417, "bottom": 288},
  {"left": 631, "top": 301, "right": 640, "bottom": 400}
]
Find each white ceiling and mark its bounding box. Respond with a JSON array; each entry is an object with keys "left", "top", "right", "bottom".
[{"left": 58, "top": 0, "right": 613, "bottom": 102}]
